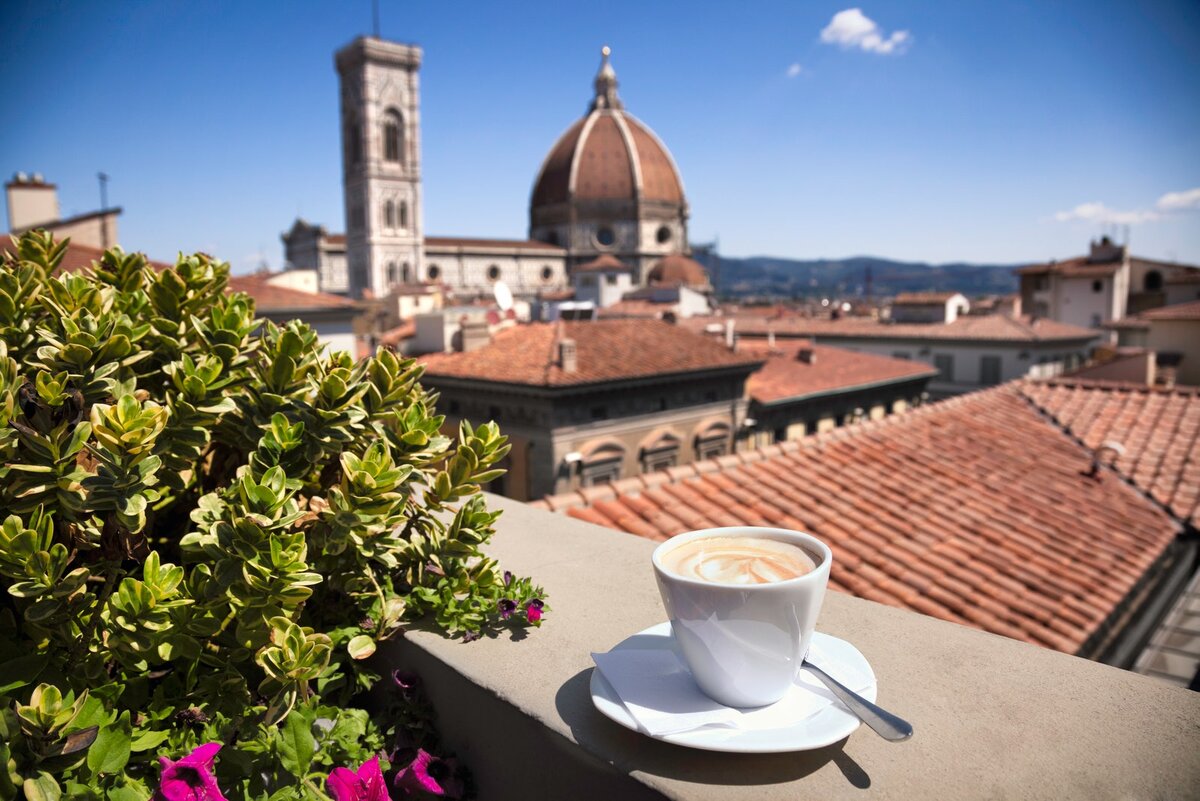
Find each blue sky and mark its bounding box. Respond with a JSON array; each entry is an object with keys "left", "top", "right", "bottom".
[{"left": 3, "top": 1, "right": 1198, "bottom": 272}]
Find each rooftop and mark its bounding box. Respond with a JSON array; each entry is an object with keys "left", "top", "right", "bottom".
[
  {"left": 418, "top": 319, "right": 761, "bottom": 388},
  {"left": 891, "top": 291, "right": 961, "bottom": 305},
  {"left": 574, "top": 254, "right": 631, "bottom": 273},
  {"left": 1140, "top": 299, "right": 1200, "bottom": 321},
  {"left": 740, "top": 340, "right": 937, "bottom": 405},
  {"left": 1015, "top": 256, "right": 1122, "bottom": 278},
  {"left": 690, "top": 313, "right": 1099, "bottom": 343},
  {"left": 226, "top": 274, "right": 360, "bottom": 313},
  {"left": 424, "top": 235, "right": 565, "bottom": 252},
  {"left": 1, "top": 238, "right": 170, "bottom": 274},
  {"left": 533, "top": 381, "right": 1187, "bottom": 655}
]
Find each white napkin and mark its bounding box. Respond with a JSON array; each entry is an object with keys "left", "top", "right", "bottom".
[{"left": 591, "top": 639, "right": 875, "bottom": 737}]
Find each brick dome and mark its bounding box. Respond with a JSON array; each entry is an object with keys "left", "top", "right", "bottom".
[
  {"left": 530, "top": 48, "right": 685, "bottom": 211},
  {"left": 647, "top": 253, "right": 709, "bottom": 288}
]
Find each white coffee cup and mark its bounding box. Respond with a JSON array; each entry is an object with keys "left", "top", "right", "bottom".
[{"left": 652, "top": 526, "right": 832, "bottom": 708}]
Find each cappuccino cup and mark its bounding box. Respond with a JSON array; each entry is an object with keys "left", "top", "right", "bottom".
[{"left": 652, "top": 527, "right": 832, "bottom": 708}]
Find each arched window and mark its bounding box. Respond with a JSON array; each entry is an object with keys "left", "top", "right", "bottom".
[
  {"left": 694, "top": 420, "right": 731, "bottom": 461},
  {"left": 578, "top": 439, "right": 626, "bottom": 486},
  {"left": 386, "top": 262, "right": 397, "bottom": 285},
  {"left": 383, "top": 108, "right": 404, "bottom": 164},
  {"left": 541, "top": 265, "right": 554, "bottom": 282},
  {"left": 402, "top": 263, "right": 411, "bottom": 284},
  {"left": 384, "top": 200, "right": 395, "bottom": 228},
  {"left": 1145, "top": 270, "right": 1163, "bottom": 291},
  {"left": 487, "top": 265, "right": 501, "bottom": 281},
  {"left": 399, "top": 201, "right": 408, "bottom": 230},
  {"left": 639, "top": 429, "right": 681, "bottom": 473},
  {"left": 427, "top": 264, "right": 441, "bottom": 280}
]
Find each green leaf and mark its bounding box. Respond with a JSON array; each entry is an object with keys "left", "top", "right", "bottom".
[
  {"left": 23, "top": 773, "right": 61, "bottom": 801},
  {"left": 87, "top": 710, "right": 132, "bottom": 775},
  {"left": 107, "top": 784, "right": 150, "bottom": 801},
  {"left": 276, "top": 709, "right": 316, "bottom": 777},
  {"left": 129, "top": 727, "right": 171, "bottom": 752},
  {"left": 346, "top": 634, "right": 376, "bottom": 660}
]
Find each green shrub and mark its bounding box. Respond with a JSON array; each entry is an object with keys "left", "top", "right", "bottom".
[{"left": 0, "top": 231, "right": 544, "bottom": 800}]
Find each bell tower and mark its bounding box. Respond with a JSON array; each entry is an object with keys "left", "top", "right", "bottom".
[{"left": 335, "top": 37, "right": 424, "bottom": 298}]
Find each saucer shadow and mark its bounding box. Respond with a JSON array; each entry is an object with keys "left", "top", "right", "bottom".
[{"left": 554, "top": 668, "right": 871, "bottom": 789}]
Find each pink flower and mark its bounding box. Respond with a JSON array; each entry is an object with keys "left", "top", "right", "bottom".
[
  {"left": 525, "top": 598, "right": 544, "bottom": 623},
  {"left": 327, "top": 756, "right": 391, "bottom": 801},
  {"left": 154, "top": 742, "right": 227, "bottom": 801},
  {"left": 394, "top": 749, "right": 463, "bottom": 798}
]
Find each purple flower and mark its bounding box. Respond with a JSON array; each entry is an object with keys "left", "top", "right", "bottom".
[
  {"left": 392, "top": 669, "right": 422, "bottom": 694},
  {"left": 394, "top": 749, "right": 464, "bottom": 798},
  {"left": 502, "top": 570, "right": 513, "bottom": 587},
  {"left": 327, "top": 756, "right": 390, "bottom": 801},
  {"left": 461, "top": 630, "right": 480, "bottom": 643},
  {"left": 497, "top": 598, "right": 516, "bottom": 620},
  {"left": 525, "top": 599, "right": 544, "bottom": 623},
  {"left": 154, "top": 742, "right": 227, "bottom": 801}
]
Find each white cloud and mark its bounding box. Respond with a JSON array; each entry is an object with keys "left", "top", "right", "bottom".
[
  {"left": 1052, "top": 202, "right": 1157, "bottom": 225},
  {"left": 1155, "top": 187, "right": 1200, "bottom": 212},
  {"left": 1051, "top": 187, "right": 1200, "bottom": 226},
  {"left": 820, "top": 8, "right": 911, "bottom": 55},
  {"left": 786, "top": 63, "right": 804, "bottom": 78}
]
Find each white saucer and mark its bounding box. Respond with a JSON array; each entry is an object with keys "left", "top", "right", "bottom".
[{"left": 590, "top": 623, "right": 876, "bottom": 753}]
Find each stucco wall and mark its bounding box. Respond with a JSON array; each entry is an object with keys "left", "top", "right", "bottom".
[{"left": 1146, "top": 319, "right": 1200, "bottom": 385}]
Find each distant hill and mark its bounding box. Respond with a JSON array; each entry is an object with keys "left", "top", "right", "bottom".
[{"left": 705, "top": 254, "right": 1020, "bottom": 299}]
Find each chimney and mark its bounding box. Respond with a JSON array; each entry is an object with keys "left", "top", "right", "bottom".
[
  {"left": 558, "top": 338, "right": 578, "bottom": 373},
  {"left": 724, "top": 318, "right": 735, "bottom": 349},
  {"left": 797, "top": 346, "right": 816, "bottom": 364},
  {"left": 1088, "top": 235, "right": 1127, "bottom": 264},
  {"left": 459, "top": 319, "right": 491, "bottom": 353},
  {"left": 6, "top": 172, "right": 60, "bottom": 231}
]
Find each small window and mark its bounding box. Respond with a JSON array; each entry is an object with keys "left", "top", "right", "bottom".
[
  {"left": 658, "top": 397, "right": 667, "bottom": 411},
  {"left": 1092, "top": 280, "right": 1103, "bottom": 293},
  {"left": 1144, "top": 271, "right": 1163, "bottom": 291},
  {"left": 595, "top": 227, "right": 615, "bottom": 247},
  {"left": 402, "top": 263, "right": 411, "bottom": 284},
  {"left": 487, "top": 265, "right": 501, "bottom": 281},
  {"left": 980, "top": 355, "right": 1002, "bottom": 385},
  {"left": 400, "top": 201, "right": 408, "bottom": 230},
  {"left": 656, "top": 225, "right": 672, "bottom": 244},
  {"left": 427, "top": 264, "right": 440, "bottom": 280},
  {"left": 346, "top": 120, "right": 362, "bottom": 165},
  {"left": 590, "top": 407, "right": 608, "bottom": 421},
  {"left": 605, "top": 274, "right": 617, "bottom": 285},
  {"left": 384, "top": 200, "right": 395, "bottom": 228},
  {"left": 805, "top": 420, "right": 819, "bottom": 436},
  {"left": 933, "top": 354, "right": 954, "bottom": 382},
  {"left": 386, "top": 262, "right": 397, "bottom": 285},
  {"left": 383, "top": 108, "right": 404, "bottom": 163},
  {"left": 541, "top": 265, "right": 554, "bottom": 282},
  {"left": 448, "top": 400, "right": 460, "bottom": 415},
  {"left": 488, "top": 405, "right": 501, "bottom": 421},
  {"left": 774, "top": 427, "right": 788, "bottom": 443}
]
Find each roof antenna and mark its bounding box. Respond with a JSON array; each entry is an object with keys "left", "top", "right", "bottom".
[{"left": 371, "top": 0, "right": 380, "bottom": 37}]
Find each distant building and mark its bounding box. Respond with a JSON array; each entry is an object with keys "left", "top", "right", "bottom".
[
  {"left": 890, "top": 292, "right": 969, "bottom": 324},
  {"left": 281, "top": 220, "right": 349, "bottom": 294},
  {"left": 417, "top": 319, "right": 762, "bottom": 500},
  {"left": 737, "top": 339, "right": 937, "bottom": 446},
  {"left": 1104, "top": 300, "right": 1200, "bottom": 386},
  {"left": 697, "top": 313, "right": 1100, "bottom": 397},
  {"left": 1016, "top": 236, "right": 1200, "bottom": 330},
  {"left": 227, "top": 274, "right": 363, "bottom": 355},
  {"left": 5, "top": 172, "right": 121, "bottom": 250}
]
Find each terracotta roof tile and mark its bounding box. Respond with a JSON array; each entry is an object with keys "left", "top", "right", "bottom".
[
  {"left": 419, "top": 319, "right": 760, "bottom": 388},
  {"left": 1139, "top": 300, "right": 1200, "bottom": 321},
  {"left": 226, "top": 275, "right": 360, "bottom": 313},
  {"left": 685, "top": 312, "right": 1099, "bottom": 343},
  {"left": 893, "top": 292, "right": 961, "bottom": 304},
  {"left": 741, "top": 340, "right": 936, "bottom": 404},
  {"left": 540, "top": 383, "right": 1182, "bottom": 654}
]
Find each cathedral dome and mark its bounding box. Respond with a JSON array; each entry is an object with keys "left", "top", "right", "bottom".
[
  {"left": 530, "top": 48, "right": 686, "bottom": 212},
  {"left": 647, "top": 253, "right": 709, "bottom": 288}
]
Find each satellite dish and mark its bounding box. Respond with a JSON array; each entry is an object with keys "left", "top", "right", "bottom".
[{"left": 493, "top": 280, "right": 514, "bottom": 312}]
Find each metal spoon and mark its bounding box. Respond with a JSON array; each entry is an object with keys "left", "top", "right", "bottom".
[{"left": 801, "top": 661, "right": 913, "bottom": 741}]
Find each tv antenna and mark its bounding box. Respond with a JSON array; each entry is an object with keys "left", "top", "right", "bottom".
[{"left": 97, "top": 172, "right": 109, "bottom": 210}]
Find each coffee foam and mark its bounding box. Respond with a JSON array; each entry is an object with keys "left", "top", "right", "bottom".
[{"left": 662, "top": 536, "right": 817, "bottom": 585}]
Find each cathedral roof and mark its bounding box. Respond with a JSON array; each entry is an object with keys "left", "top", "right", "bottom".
[
  {"left": 530, "top": 48, "right": 685, "bottom": 210},
  {"left": 647, "top": 253, "right": 710, "bottom": 288}
]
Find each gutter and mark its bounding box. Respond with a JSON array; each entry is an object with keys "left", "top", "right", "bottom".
[{"left": 752, "top": 371, "right": 936, "bottom": 407}]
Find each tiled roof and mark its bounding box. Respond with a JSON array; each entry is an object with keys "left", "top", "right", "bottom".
[
  {"left": 418, "top": 319, "right": 761, "bottom": 388},
  {"left": 1015, "top": 256, "right": 1122, "bottom": 278},
  {"left": 1022, "top": 378, "right": 1200, "bottom": 527},
  {"left": 227, "top": 275, "right": 360, "bottom": 313},
  {"left": 1140, "top": 300, "right": 1200, "bottom": 321},
  {"left": 1165, "top": 272, "right": 1200, "bottom": 285},
  {"left": 424, "top": 236, "right": 564, "bottom": 252},
  {"left": 892, "top": 291, "right": 960, "bottom": 305},
  {"left": 2, "top": 238, "right": 172, "bottom": 274},
  {"left": 742, "top": 340, "right": 937, "bottom": 404},
  {"left": 574, "top": 254, "right": 630, "bottom": 273},
  {"left": 533, "top": 382, "right": 1182, "bottom": 654},
  {"left": 648, "top": 253, "right": 709, "bottom": 288},
  {"left": 324, "top": 234, "right": 346, "bottom": 245},
  {"left": 596, "top": 299, "right": 669, "bottom": 319},
  {"left": 712, "top": 313, "right": 1099, "bottom": 343}
]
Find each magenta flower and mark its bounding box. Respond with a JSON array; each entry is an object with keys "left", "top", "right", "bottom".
[
  {"left": 391, "top": 669, "right": 421, "bottom": 694},
  {"left": 394, "top": 749, "right": 463, "bottom": 798},
  {"left": 502, "top": 570, "right": 513, "bottom": 587},
  {"left": 525, "top": 598, "right": 544, "bottom": 623},
  {"left": 154, "top": 742, "right": 227, "bottom": 801},
  {"left": 327, "top": 756, "right": 390, "bottom": 801}
]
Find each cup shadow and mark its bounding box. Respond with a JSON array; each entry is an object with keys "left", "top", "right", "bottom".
[{"left": 554, "top": 667, "right": 872, "bottom": 789}]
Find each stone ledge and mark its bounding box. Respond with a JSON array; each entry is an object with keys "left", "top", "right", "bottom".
[{"left": 379, "top": 494, "right": 1200, "bottom": 800}]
